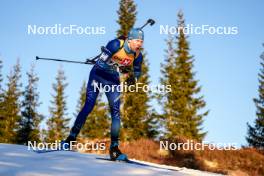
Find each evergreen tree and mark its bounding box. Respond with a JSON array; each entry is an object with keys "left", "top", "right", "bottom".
[
  {"left": 46, "top": 67, "right": 70, "bottom": 142},
  {"left": 117, "top": 0, "right": 136, "bottom": 141},
  {"left": 74, "top": 81, "right": 87, "bottom": 119},
  {"left": 116, "top": 0, "right": 156, "bottom": 140},
  {"left": 0, "top": 59, "right": 3, "bottom": 94},
  {"left": 159, "top": 11, "right": 208, "bottom": 141},
  {"left": 121, "top": 54, "right": 158, "bottom": 140},
  {"left": 17, "top": 64, "right": 43, "bottom": 144},
  {"left": 75, "top": 80, "right": 110, "bottom": 139},
  {"left": 139, "top": 56, "right": 159, "bottom": 139},
  {"left": 246, "top": 44, "right": 264, "bottom": 149},
  {"left": 81, "top": 94, "right": 110, "bottom": 139},
  {"left": 0, "top": 58, "right": 5, "bottom": 141},
  {"left": 0, "top": 60, "right": 22, "bottom": 143},
  {"left": 116, "top": 0, "right": 137, "bottom": 37},
  {"left": 158, "top": 35, "right": 176, "bottom": 135}
]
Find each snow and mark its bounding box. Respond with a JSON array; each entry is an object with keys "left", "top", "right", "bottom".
[{"left": 0, "top": 144, "right": 223, "bottom": 176}]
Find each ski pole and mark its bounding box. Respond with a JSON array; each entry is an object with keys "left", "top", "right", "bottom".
[{"left": 35, "top": 56, "right": 98, "bottom": 65}]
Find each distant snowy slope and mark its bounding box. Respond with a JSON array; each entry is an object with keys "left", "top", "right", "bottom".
[{"left": 0, "top": 144, "right": 223, "bottom": 176}]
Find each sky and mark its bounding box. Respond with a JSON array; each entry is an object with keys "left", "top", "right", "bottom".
[{"left": 0, "top": 0, "right": 263, "bottom": 147}]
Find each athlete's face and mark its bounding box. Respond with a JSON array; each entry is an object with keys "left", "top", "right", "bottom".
[{"left": 128, "top": 39, "right": 143, "bottom": 52}]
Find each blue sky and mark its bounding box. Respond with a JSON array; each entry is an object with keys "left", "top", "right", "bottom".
[{"left": 0, "top": 0, "right": 263, "bottom": 146}]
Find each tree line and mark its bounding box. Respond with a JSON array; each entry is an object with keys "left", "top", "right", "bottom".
[
  {"left": 0, "top": 0, "right": 208, "bottom": 145},
  {"left": 0, "top": 0, "right": 261, "bottom": 149}
]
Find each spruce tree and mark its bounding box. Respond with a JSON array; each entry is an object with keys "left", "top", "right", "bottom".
[
  {"left": 158, "top": 35, "right": 176, "bottom": 135},
  {"left": 0, "top": 58, "right": 4, "bottom": 141},
  {"left": 116, "top": 0, "right": 137, "bottom": 37},
  {"left": 17, "top": 64, "right": 43, "bottom": 144},
  {"left": 74, "top": 81, "right": 87, "bottom": 119},
  {"left": 116, "top": 0, "right": 156, "bottom": 140},
  {"left": 0, "top": 60, "right": 22, "bottom": 143},
  {"left": 46, "top": 67, "right": 70, "bottom": 142},
  {"left": 159, "top": 11, "right": 208, "bottom": 141},
  {"left": 117, "top": 0, "right": 136, "bottom": 141},
  {"left": 0, "top": 59, "right": 3, "bottom": 95},
  {"left": 81, "top": 94, "right": 110, "bottom": 139},
  {"left": 75, "top": 80, "right": 110, "bottom": 139},
  {"left": 121, "top": 54, "right": 157, "bottom": 140},
  {"left": 139, "top": 56, "right": 159, "bottom": 139},
  {"left": 246, "top": 44, "right": 264, "bottom": 149}
]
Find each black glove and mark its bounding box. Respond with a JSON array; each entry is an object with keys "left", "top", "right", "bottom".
[{"left": 119, "top": 66, "right": 132, "bottom": 74}]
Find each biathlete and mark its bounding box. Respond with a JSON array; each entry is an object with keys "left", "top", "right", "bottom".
[{"left": 62, "top": 28, "right": 144, "bottom": 161}]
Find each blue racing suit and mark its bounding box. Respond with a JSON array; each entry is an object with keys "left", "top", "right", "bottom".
[{"left": 68, "top": 38, "right": 143, "bottom": 145}]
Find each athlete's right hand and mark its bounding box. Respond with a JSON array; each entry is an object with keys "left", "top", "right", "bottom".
[{"left": 119, "top": 66, "right": 132, "bottom": 74}]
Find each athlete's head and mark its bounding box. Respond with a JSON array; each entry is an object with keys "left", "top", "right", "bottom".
[{"left": 127, "top": 28, "right": 144, "bottom": 52}]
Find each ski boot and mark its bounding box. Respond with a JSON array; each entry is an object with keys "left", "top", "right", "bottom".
[{"left": 109, "top": 143, "right": 128, "bottom": 161}]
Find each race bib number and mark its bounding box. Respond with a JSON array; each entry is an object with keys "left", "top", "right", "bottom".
[{"left": 120, "top": 58, "right": 132, "bottom": 66}]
